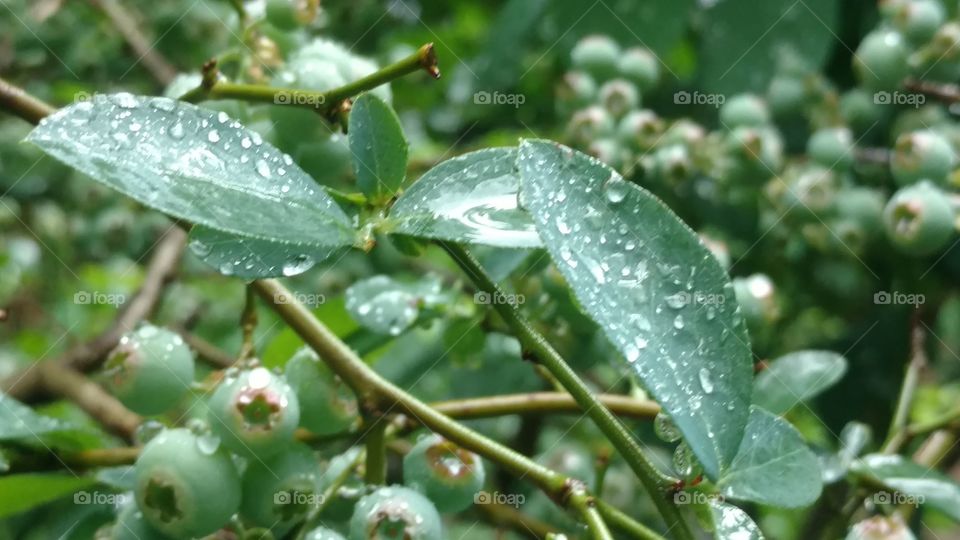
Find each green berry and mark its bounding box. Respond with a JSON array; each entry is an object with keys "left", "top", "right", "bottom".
[
  {"left": 566, "top": 106, "right": 615, "bottom": 146},
  {"left": 349, "top": 485, "right": 443, "bottom": 540},
  {"left": 733, "top": 274, "right": 779, "bottom": 328},
  {"left": 403, "top": 433, "right": 485, "bottom": 513},
  {"left": 846, "top": 515, "right": 916, "bottom": 540},
  {"left": 840, "top": 89, "right": 885, "bottom": 131},
  {"left": 285, "top": 347, "right": 358, "bottom": 435},
  {"left": 808, "top": 127, "right": 855, "bottom": 169},
  {"left": 883, "top": 182, "right": 956, "bottom": 255},
  {"left": 556, "top": 71, "right": 597, "bottom": 111},
  {"left": 834, "top": 187, "right": 885, "bottom": 233},
  {"left": 111, "top": 501, "right": 170, "bottom": 540},
  {"left": 617, "top": 109, "right": 663, "bottom": 148},
  {"left": 570, "top": 35, "right": 620, "bottom": 79},
  {"left": 103, "top": 325, "right": 194, "bottom": 416},
  {"left": 853, "top": 29, "right": 911, "bottom": 91},
  {"left": 586, "top": 138, "right": 625, "bottom": 169},
  {"left": 891, "top": 0, "right": 945, "bottom": 43},
  {"left": 241, "top": 442, "right": 323, "bottom": 529},
  {"left": 598, "top": 79, "right": 640, "bottom": 118},
  {"left": 655, "top": 144, "right": 694, "bottom": 182},
  {"left": 891, "top": 130, "right": 956, "bottom": 186},
  {"left": 265, "top": 0, "right": 300, "bottom": 30},
  {"left": 207, "top": 367, "right": 300, "bottom": 458},
  {"left": 663, "top": 119, "right": 706, "bottom": 146},
  {"left": 720, "top": 94, "right": 770, "bottom": 128},
  {"left": 767, "top": 74, "right": 808, "bottom": 116},
  {"left": 726, "top": 126, "right": 784, "bottom": 180},
  {"left": 305, "top": 527, "right": 348, "bottom": 540},
  {"left": 617, "top": 47, "right": 659, "bottom": 91},
  {"left": 133, "top": 428, "right": 240, "bottom": 538}
]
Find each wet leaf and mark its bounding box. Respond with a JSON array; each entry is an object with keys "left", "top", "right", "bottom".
[
  {"left": 187, "top": 227, "right": 346, "bottom": 279},
  {"left": 349, "top": 93, "right": 408, "bottom": 204},
  {"left": 517, "top": 139, "right": 752, "bottom": 480},
  {"left": 753, "top": 350, "right": 848, "bottom": 415},
  {"left": 851, "top": 453, "right": 960, "bottom": 521},
  {"left": 0, "top": 393, "right": 80, "bottom": 441},
  {"left": 0, "top": 474, "right": 94, "bottom": 518},
  {"left": 717, "top": 406, "right": 822, "bottom": 507},
  {"left": 386, "top": 148, "right": 542, "bottom": 248},
  {"left": 345, "top": 275, "right": 449, "bottom": 335},
  {"left": 27, "top": 93, "right": 356, "bottom": 277},
  {"left": 710, "top": 501, "right": 764, "bottom": 540}
]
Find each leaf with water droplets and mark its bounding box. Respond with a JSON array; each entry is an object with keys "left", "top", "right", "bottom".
[
  {"left": 753, "top": 350, "right": 847, "bottom": 415},
  {"left": 710, "top": 501, "right": 764, "bottom": 540},
  {"left": 0, "top": 393, "right": 81, "bottom": 441},
  {"left": 349, "top": 93, "right": 408, "bottom": 205},
  {"left": 517, "top": 139, "right": 751, "bottom": 480},
  {"left": 345, "top": 275, "right": 448, "bottom": 336},
  {"left": 26, "top": 94, "right": 356, "bottom": 277},
  {"left": 851, "top": 453, "right": 960, "bottom": 521},
  {"left": 188, "top": 227, "right": 345, "bottom": 279},
  {"left": 386, "top": 148, "right": 542, "bottom": 248},
  {"left": 717, "top": 406, "right": 821, "bottom": 507}
]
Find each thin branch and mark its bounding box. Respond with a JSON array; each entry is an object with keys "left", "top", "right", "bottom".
[
  {"left": 237, "top": 285, "right": 257, "bottom": 361},
  {"left": 903, "top": 78, "right": 960, "bottom": 104},
  {"left": 0, "top": 77, "right": 56, "bottom": 124},
  {"left": 430, "top": 392, "right": 659, "bottom": 420},
  {"left": 473, "top": 501, "right": 557, "bottom": 539},
  {"left": 881, "top": 320, "right": 927, "bottom": 454},
  {"left": 90, "top": 0, "right": 178, "bottom": 85},
  {"left": 569, "top": 488, "right": 614, "bottom": 540},
  {"left": 38, "top": 363, "right": 141, "bottom": 441},
  {"left": 172, "top": 327, "right": 235, "bottom": 368}
]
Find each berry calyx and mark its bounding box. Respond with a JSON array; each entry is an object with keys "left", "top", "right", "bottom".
[
  {"left": 890, "top": 130, "right": 956, "bottom": 186},
  {"left": 403, "top": 433, "right": 485, "bottom": 513},
  {"left": 103, "top": 324, "right": 194, "bottom": 416},
  {"left": 349, "top": 485, "right": 442, "bottom": 540},
  {"left": 883, "top": 181, "right": 956, "bottom": 255}
]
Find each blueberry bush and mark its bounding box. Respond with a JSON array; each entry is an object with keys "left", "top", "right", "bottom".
[{"left": 1, "top": 0, "right": 960, "bottom": 538}]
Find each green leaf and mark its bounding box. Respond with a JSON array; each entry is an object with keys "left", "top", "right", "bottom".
[
  {"left": 27, "top": 93, "right": 356, "bottom": 276},
  {"left": 349, "top": 93, "right": 408, "bottom": 204},
  {"left": 386, "top": 148, "right": 542, "bottom": 248},
  {"left": 187, "top": 226, "right": 345, "bottom": 279},
  {"left": 0, "top": 393, "right": 80, "bottom": 441},
  {"left": 517, "top": 139, "right": 752, "bottom": 480},
  {"left": 851, "top": 453, "right": 960, "bottom": 521},
  {"left": 345, "top": 275, "right": 449, "bottom": 335},
  {"left": 543, "top": 0, "right": 692, "bottom": 56},
  {"left": 753, "top": 350, "right": 848, "bottom": 415},
  {"left": 698, "top": 0, "right": 839, "bottom": 94},
  {"left": 717, "top": 406, "right": 822, "bottom": 507},
  {"left": 710, "top": 501, "right": 764, "bottom": 540},
  {"left": 0, "top": 474, "right": 94, "bottom": 518}
]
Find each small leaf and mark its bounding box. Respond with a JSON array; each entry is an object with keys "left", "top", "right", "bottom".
[
  {"left": 710, "top": 501, "right": 764, "bottom": 540},
  {"left": 387, "top": 148, "right": 542, "bottom": 248},
  {"left": 0, "top": 393, "right": 80, "bottom": 441},
  {"left": 851, "top": 453, "right": 960, "bottom": 521},
  {"left": 0, "top": 474, "right": 94, "bottom": 518},
  {"left": 345, "top": 275, "right": 449, "bottom": 335},
  {"left": 349, "top": 93, "right": 408, "bottom": 204},
  {"left": 188, "top": 227, "right": 345, "bottom": 279},
  {"left": 517, "top": 139, "right": 752, "bottom": 480},
  {"left": 27, "top": 93, "right": 356, "bottom": 277},
  {"left": 717, "top": 406, "right": 822, "bottom": 507},
  {"left": 753, "top": 350, "right": 848, "bottom": 414}
]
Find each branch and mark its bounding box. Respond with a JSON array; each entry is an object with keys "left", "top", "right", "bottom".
[
  {"left": 430, "top": 392, "right": 659, "bottom": 420},
  {"left": 438, "top": 242, "right": 692, "bottom": 540},
  {"left": 178, "top": 43, "right": 439, "bottom": 112},
  {"left": 173, "top": 327, "right": 235, "bottom": 368},
  {"left": 90, "top": 0, "right": 178, "bottom": 85},
  {"left": 0, "top": 77, "right": 56, "bottom": 124},
  {"left": 903, "top": 78, "right": 960, "bottom": 104},
  {"left": 881, "top": 320, "right": 927, "bottom": 454},
  {"left": 37, "top": 363, "right": 141, "bottom": 442}
]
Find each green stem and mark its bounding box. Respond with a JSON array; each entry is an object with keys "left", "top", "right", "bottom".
[
  {"left": 569, "top": 490, "right": 614, "bottom": 540},
  {"left": 596, "top": 500, "right": 664, "bottom": 540},
  {"left": 364, "top": 418, "right": 388, "bottom": 485},
  {"left": 0, "top": 77, "right": 57, "bottom": 124},
  {"left": 882, "top": 323, "right": 926, "bottom": 454},
  {"left": 179, "top": 43, "right": 439, "bottom": 112},
  {"left": 295, "top": 447, "right": 365, "bottom": 540},
  {"left": 438, "top": 242, "right": 693, "bottom": 540}
]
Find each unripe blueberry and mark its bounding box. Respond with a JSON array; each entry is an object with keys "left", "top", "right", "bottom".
[
  {"left": 349, "top": 485, "right": 442, "bottom": 540},
  {"left": 853, "top": 29, "right": 911, "bottom": 91},
  {"left": 133, "top": 428, "right": 240, "bottom": 538},
  {"left": 655, "top": 144, "right": 694, "bottom": 183},
  {"left": 767, "top": 74, "right": 808, "bottom": 116},
  {"left": 922, "top": 23, "right": 960, "bottom": 81},
  {"left": 808, "top": 127, "right": 855, "bottom": 169},
  {"left": 586, "top": 138, "right": 625, "bottom": 169},
  {"left": 733, "top": 274, "right": 779, "bottom": 328},
  {"left": 663, "top": 119, "right": 707, "bottom": 146},
  {"left": 110, "top": 500, "right": 169, "bottom": 540},
  {"left": 241, "top": 442, "right": 323, "bottom": 529},
  {"left": 719, "top": 94, "right": 771, "bottom": 128},
  {"left": 840, "top": 89, "right": 885, "bottom": 131},
  {"left": 790, "top": 166, "right": 839, "bottom": 214},
  {"left": 570, "top": 35, "right": 620, "bottom": 79},
  {"left": 306, "top": 527, "right": 348, "bottom": 540},
  {"left": 207, "top": 367, "right": 300, "bottom": 458},
  {"left": 556, "top": 71, "right": 598, "bottom": 111},
  {"left": 598, "top": 79, "right": 640, "bottom": 118},
  {"left": 266, "top": 0, "right": 319, "bottom": 31},
  {"left": 890, "top": 0, "right": 945, "bottom": 43},
  {"left": 883, "top": 181, "right": 956, "bottom": 255},
  {"left": 285, "top": 347, "right": 358, "bottom": 435},
  {"left": 890, "top": 130, "right": 956, "bottom": 186},
  {"left": 834, "top": 187, "right": 886, "bottom": 233},
  {"left": 617, "top": 109, "right": 664, "bottom": 149},
  {"left": 103, "top": 325, "right": 194, "bottom": 416},
  {"left": 403, "top": 433, "right": 485, "bottom": 513},
  {"left": 846, "top": 515, "right": 916, "bottom": 540},
  {"left": 617, "top": 47, "right": 659, "bottom": 91},
  {"left": 566, "top": 106, "right": 615, "bottom": 146},
  {"left": 726, "top": 126, "right": 784, "bottom": 179}
]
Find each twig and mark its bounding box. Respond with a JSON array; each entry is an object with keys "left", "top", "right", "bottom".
[
  {"left": 363, "top": 418, "right": 387, "bottom": 485},
  {"left": 90, "top": 0, "right": 178, "bottom": 85},
  {"left": 0, "top": 77, "right": 56, "bottom": 124},
  {"left": 430, "top": 392, "right": 659, "bottom": 420},
  {"left": 473, "top": 501, "right": 558, "bottom": 539},
  {"left": 237, "top": 285, "right": 257, "bottom": 361},
  {"left": 881, "top": 320, "right": 927, "bottom": 454},
  {"left": 172, "top": 327, "right": 235, "bottom": 368},
  {"left": 37, "top": 363, "right": 141, "bottom": 441},
  {"left": 903, "top": 78, "right": 960, "bottom": 104}
]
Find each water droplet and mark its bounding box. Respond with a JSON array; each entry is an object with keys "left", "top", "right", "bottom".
[
  {"left": 256, "top": 159, "right": 272, "bottom": 178},
  {"left": 654, "top": 413, "right": 682, "bottom": 443},
  {"left": 208, "top": 130, "right": 220, "bottom": 143},
  {"left": 240, "top": 137, "right": 252, "bottom": 149},
  {"left": 282, "top": 254, "right": 314, "bottom": 276},
  {"left": 134, "top": 420, "right": 164, "bottom": 445},
  {"left": 673, "top": 314, "right": 685, "bottom": 329},
  {"left": 169, "top": 122, "right": 185, "bottom": 139},
  {"left": 247, "top": 367, "right": 272, "bottom": 389},
  {"left": 698, "top": 368, "right": 714, "bottom": 394},
  {"left": 196, "top": 432, "right": 221, "bottom": 455},
  {"left": 604, "top": 176, "right": 629, "bottom": 203}
]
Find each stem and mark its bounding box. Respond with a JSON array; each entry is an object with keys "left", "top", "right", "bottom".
[
  {"left": 295, "top": 447, "right": 365, "bottom": 540},
  {"left": 903, "top": 78, "right": 960, "bottom": 104},
  {"left": 596, "top": 500, "right": 665, "bottom": 540},
  {"left": 179, "top": 43, "right": 439, "bottom": 112},
  {"left": 364, "top": 418, "right": 387, "bottom": 485},
  {"left": 569, "top": 489, "right": 614, "bottom": 540},
  {"left": 91, "top": 0, "right": 177, "bottom": 84},
  {"left": 473, "top": 502, "right": 558, "bottom": 538},
  {"left": 882, "top": 322, "right": 926, "bottom": 453},
  {"left": 38, "top": 363, "right": 141, "bottom": 442},
  {"left": 238, "top": 285, "right": 258, "bottom": 361},
  {"left": 438, "top": 242, "right": 692, "bottom": 540},
  {"left": 430, "top": 392, "right": 659, "bottom": 420},
  {"left": 0, "top": 77, "right": 57, "bottom": 124}
]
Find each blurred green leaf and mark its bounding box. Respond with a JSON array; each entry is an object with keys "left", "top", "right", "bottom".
[
  {"left": 852, "top": 453, "right": 960, "bottom": 521},
  {"left": 717, "top": 406, "right": 822, "bottom": 507},
  {"left": 517, "top": 139, "right": 752, "bottom": 481},
  {"left": 753, "top": 350, "right": 848, "bottom": 414},
  {"left": 349, "top": 93, "right": 408, "bottom": 204},
  {"left": 0, "top": 474, "right": 94, "bottom": 518},
  {"left": 0, "top": 393, "right": 81, "bottom": 442},
  {"left": 345, "top": 275, "right": 448, "bottom": 335}
]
